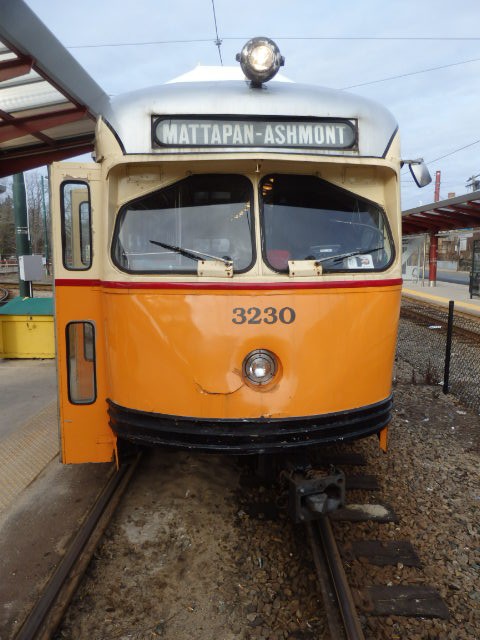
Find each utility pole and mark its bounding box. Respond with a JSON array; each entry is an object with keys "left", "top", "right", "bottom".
[
  {"left": 465, "top": 174, "right": 480, "bottom": 192},
  {"left": 427, "top": 170, "right": 441, "bottom": 287},
  {"left": 13, "top": 173, "right": 32, "bottom": 297},
  {"left": 41, "top": 175, "right": 50, "bottom": 275},
  {"left": 434, "top": 170, "right": 441, "bottom": 202}
]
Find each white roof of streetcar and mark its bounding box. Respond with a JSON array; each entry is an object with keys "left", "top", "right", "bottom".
[{"left": 104, "top": 65, "right": 398, "bottom": 159}]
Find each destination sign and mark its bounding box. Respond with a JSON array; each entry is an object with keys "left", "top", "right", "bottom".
[{"left": 153, "top": 117, "right": 356, "bottom": 150}]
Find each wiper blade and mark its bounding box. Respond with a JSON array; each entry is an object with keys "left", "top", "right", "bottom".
[
  {"left": 150, "top": 240, "right": 231, "bottom": 264},
  {"left": 317, "top": 246, "right": 383, "bottom": 264},
  {"left": 150, "top": 240, "right": 201, "bottom": 262}
]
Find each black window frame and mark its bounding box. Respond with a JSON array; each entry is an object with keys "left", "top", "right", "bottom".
[
  {"left": 60, "top": 180, "right": 93, "bottom": 271},
  {"left": 66, "top": 321, "right": 97, "bottom": 405},
  {"left": 78, "top": 200, "right": 91, "bottom": 267},
  {"left": 259, "top": 173, "right": 395, "bottom": 274},
  {"left": 111, "top": 174, "right": 256, "bottom": 275}
]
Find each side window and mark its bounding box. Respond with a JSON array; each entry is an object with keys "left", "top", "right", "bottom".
[
  {"left": 61, "top": 182, "right": 92, "bottom": 270},
  {"left": 66, "top": 322, "right": 96, "bottom": 404}
]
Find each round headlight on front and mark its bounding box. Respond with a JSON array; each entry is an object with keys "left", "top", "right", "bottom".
[
  {"left": 236, "top": 37, "right": 284, "bottom": 86},
  {"left": 243, "top": 349, "right": 278, "bottom": 385}
]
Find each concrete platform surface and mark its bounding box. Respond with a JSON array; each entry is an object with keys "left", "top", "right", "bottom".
[
  {"left": 0, "top": 359, "right": 59, "bottom": 515},
  {"left": 402, "top": 280, "right": 480, "bottom": 317},
  {"left": 0, "top": 456, "right": 112, "bottom": 639},
  {"left": 0, "top": 359, "right": 57, "bottom": 439},
  {"left": 0, "top": 355, "right": 113, "bottom": 639}
]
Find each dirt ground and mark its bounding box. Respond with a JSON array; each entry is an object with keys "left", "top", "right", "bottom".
[
  {"left": 56, "top": 451, "right": 323, "bottom": 640},
  {"left": 54, "top": 356, "right": 480, "bottom": 640}
]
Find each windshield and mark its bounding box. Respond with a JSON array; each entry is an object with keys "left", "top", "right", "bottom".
[
  {"left": 112, "top": 174, "right": 254, "bottom": 273},
  {"left": 260, "top": 174, "right": 393, "bottom": 272}
]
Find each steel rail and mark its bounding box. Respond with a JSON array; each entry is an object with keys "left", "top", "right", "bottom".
[
  {"left": 14, "top": 455, "right": 141, "bottom": 640},
  {"left": 306, "top": 515, "right": 365, "bottom": 640}
]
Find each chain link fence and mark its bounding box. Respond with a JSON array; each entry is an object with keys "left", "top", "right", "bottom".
[{"left": 397, "top": 297, "right": 480, "bottom": 414}]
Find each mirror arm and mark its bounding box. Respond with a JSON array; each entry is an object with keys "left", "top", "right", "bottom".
[{"left": 402, "top": 158, "right": 425, "bottom": 166}]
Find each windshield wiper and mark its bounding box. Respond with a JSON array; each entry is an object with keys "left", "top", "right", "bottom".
[
  {"left": 150, "top": 240, "right": 232, "bottom": 264},
  {"left": 316, "top": 246, "right": 383, "bottom": 264}
]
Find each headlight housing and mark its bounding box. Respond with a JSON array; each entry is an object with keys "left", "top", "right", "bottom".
[
  {"left": 243, "top": 349, "right": 278, "bottom": 385},
  {"left": 236, "top": 37, "right": 284, "bottom": 87}
]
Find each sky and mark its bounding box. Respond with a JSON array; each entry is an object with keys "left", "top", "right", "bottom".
[{"left": 23, "top": 0, "right": 480, "bottom": 211}]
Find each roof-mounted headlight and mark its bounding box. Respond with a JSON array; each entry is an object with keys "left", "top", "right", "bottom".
[{"left": 236, "top": 37, "right": 284, "bottom": 87}]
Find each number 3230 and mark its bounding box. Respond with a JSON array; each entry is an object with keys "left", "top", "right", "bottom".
[{"left": 232, "top": 306, "right": 296, "bottom": 325}]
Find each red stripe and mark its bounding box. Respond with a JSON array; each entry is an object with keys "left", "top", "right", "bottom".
[
  {"left": 56, "top": 278, "right": 102, "bottom": 287},
  {"left": 55, "top": 278, "right": 403, "bottom": 290}
]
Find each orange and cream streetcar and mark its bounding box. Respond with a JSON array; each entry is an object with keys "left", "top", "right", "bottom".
[{"left": 51, "top": 38, "right": 430, "bottom": 463}]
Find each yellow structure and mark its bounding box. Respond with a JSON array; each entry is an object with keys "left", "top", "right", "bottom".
[{"left": 0, "top": 297, "right": 55, "bottom": 359}]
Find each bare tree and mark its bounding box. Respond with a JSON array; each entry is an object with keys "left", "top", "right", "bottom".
[
  {"left": 25, "top": 171, "right": 50, "bottom": 257},
  {"left": 0, "top": 189, "right": 15, "bottom": 259}
]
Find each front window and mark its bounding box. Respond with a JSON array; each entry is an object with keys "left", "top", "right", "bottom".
[
  {"left": 112, "top": 174, "right": 254, "bottom": 273},
  {"left": 261, "top": 174, "right": 393, "bottom": 272}
]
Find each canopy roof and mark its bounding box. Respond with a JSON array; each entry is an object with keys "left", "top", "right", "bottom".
[
  {"left": 0, "top": 0, "right": 110, "bottom": 178},
  {"left": 402, "top": 191, "right": 480, "bottom": 235}
]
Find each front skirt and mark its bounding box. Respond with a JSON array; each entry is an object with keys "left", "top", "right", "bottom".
[{"left": 108, "top": 395, "right": 393, "bottom": 454}]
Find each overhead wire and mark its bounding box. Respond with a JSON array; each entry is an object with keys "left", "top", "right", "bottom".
[
  {"left": 246, "top": 36, "right": 480, "bottom": 41},
  {"left": 426, "top": 140, "right": 480, "bottom": 165},
  {"left": 341, "top": 56, "right": 480, "bottom": 90},
  {"left": 400, "top": 139, "right": 480, "bottom": 178},
  {"left": 64, "top": 30, "right": 480, "bottom": 181},
  {"left": 66, "top": 35, "right": 480, "bottom": 48},
  {"left": 211, "top": 0, "right": 223, "bottom": 65},
  {"left": 67, "top": 39, "right": 214, "bottom": 48},
  {"left": 65, "top": 38, "right": 480, "bottom": 93}
]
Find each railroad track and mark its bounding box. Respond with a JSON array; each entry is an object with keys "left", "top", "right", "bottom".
[
  {"left": 10, "top": 450, "right": 450, "bottom": 639},
  {"left": 0, "top": 282, "right": 52, "bottom": 289},
  {"left": 307, "top": 516, "right": 365, "bottom": 640},
  {"left": 14, "top": 456, "right": 140, "bottom": 640},
  {"left": 300, "top": 454, "right": 450, "bottom": 640},
  {"left": 399, "top": 297, "right": 480, "bottom": 412},
  {"left": 402, "top": 297, "right": 480, "bottom": 334}
]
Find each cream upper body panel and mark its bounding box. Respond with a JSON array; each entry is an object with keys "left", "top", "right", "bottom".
[{"left": 53, "top": 67, "right": 402, "bottom": 285}]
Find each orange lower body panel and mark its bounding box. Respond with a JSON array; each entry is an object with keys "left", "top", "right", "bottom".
[{"left": 55, "top": 282, "right": 401, "bottom": 462}]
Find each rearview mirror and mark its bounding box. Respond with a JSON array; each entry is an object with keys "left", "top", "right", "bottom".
[{"left": 407, "top": 159, "right": 432, "bottom": 188}]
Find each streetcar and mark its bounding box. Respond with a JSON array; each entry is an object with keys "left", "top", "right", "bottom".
[{"left": 50, "top": 38, "right": 431, "bottom": 463}]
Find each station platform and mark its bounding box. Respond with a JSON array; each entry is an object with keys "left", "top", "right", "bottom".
[
  {"left": 0, "top": 358, "right": 112, "bottom": 638},
  {"left": 402, "top": 279, "right": 480, "bottom": 317}
]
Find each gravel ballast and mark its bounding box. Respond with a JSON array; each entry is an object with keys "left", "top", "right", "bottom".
[{"left": 55, "top": 356, "right": 479, "bottom": 639}]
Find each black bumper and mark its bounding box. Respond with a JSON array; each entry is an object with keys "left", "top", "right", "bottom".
[{"left": 107, "top": 395, "right": 393, "bottom": 454}]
